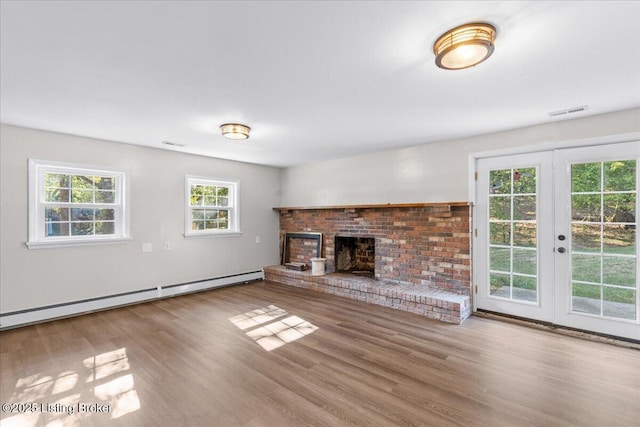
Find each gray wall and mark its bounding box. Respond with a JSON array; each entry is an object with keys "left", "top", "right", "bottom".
[
  {"left": 280, "top": 108, "right": 640, "bottom": 206},
  {"left": 0, "top": 124, "right": 281, "bottom": 313}
]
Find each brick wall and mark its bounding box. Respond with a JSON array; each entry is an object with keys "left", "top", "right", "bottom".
[{"left": 278, "top": 204, "right": 472, "bottom": 296}]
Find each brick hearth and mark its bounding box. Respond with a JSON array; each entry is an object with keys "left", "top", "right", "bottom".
[
  {"left": 268, "top": 203, "right": 473, "bottom": 324},
  {"left": 263, "top": 265, "right": 471, "bottom": 324}
]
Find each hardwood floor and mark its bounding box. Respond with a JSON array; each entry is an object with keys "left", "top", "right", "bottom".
[{"left": 1, "top": 281, "right": 639, "bottom": 426}]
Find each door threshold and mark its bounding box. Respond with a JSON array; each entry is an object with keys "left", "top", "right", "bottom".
[{"left": 474, "top": 310, "right": 640, "bottom": 349}]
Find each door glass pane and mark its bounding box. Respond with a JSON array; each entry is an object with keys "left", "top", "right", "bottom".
[
  {"left": 572, "top": 163, "right": 601, "bottom": 192},
  {"left": 572, "top": 254, "right": 601, "bottom": 283},
  {"left": 514, "top": 195, "right": 536, "bottom": 220},
  {"left": 603, "top": 287, "right": 636, "bottom": 319},
  {"left": 513, "top": 276, "right": 537, "bottom": 302},
  {"left": 572, "top": 224, "right": 601, "bottom": 251},
  {"left": 603, "top": 194, "right": 635, "bottom": 222},
  {"left": 513, "top": 248, "right": 536, "bottom": 275},
  {"left": 489, "top": 222, "right": 510, "bottom": 245},
  {"left": 603, "top": 160, "right": 636, "bottom": 192},
  {"left": 488, "top": 167, "right": 538, "bottom": 303},
  {"left": 603, "top": 256, "right": 636, "bottom": 287},
  {"left": 490, "top": 273, "right": 510, "bottom": 298},
  {"left": 513, "top": 167, "right": 536, "bottom": 194},
  {"left": 572, "top": 283, "right": 601, "bottom": 315},
  {"left": 513, "top": 223, "right": 536, "bottom": 247},
  {"left": 603, "top": 225, "right": 635, "bottom": 254},
  {"left": 490, "top": 170, "right": 511, "bottom": 194},
  {"left": 570, "top": 160, "right": 637, "bottom": 320},
  {"left": 490, "top": 247, "right": 510, "bottom": 272},
  {"left": 572, "top": 194, "right": 601, "bottom": 222},
  {"left": 489, "top": 197, "right": 510, "bottom": 220}
]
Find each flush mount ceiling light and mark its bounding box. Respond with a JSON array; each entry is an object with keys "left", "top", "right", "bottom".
[
  {"left": 434, "top": 22, "right": 496, "bottom": 70},
  {"left": 220, "top": 123, "right": 251, "bottom": 140}
]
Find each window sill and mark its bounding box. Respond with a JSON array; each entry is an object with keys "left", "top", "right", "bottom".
[
  {"left": 26, "top": 236, "right": 133, "bottom": 249},
  {"left": 184, "top": 231, "right": 243, "bottom": 238}
]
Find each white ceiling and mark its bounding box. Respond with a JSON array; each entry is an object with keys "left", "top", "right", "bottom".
[{"left": 1, "top": 1, "right": 639, "bottom": 167}]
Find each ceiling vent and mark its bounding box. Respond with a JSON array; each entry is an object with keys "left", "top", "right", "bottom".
[
  {"left": 548, "top": 105, "right": 589, "bottom": 118},
  {"left": 161, "top": 141, "right": 186, "bottom": 147}
]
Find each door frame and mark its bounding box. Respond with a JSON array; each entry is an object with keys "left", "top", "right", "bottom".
[{"left": 469, "top": 132, "right": 640, "bottom": 333}]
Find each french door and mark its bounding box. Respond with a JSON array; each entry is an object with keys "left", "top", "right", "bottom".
[{"left": 475, "top": 141, "right": 639, "bottom": 340}]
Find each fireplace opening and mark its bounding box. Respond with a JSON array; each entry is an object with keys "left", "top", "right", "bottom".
[{"left": 335, "top": 236, "right": 375, "bottom": 276}]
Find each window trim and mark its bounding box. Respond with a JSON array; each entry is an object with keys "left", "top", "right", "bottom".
[
  {"left": 27, "top": 159, "right": 131, "bottom": 249},
  {"left": 184, "top": 175, "right": 241, "bottom": 237}
]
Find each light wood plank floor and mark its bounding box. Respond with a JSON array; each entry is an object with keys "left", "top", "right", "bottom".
[{"left": 1, "top": 281, "right": 639, "bottom": 426}]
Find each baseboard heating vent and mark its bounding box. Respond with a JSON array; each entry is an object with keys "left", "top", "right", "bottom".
[{"left": 0, "top": 270, "right": 263, "bottom": 330}]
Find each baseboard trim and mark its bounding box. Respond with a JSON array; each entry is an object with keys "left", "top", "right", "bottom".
[
  {"left": 0, "top": 270, "right": 264, "bottom": 330},
  {"left": 474, "top": 310, "right": 640, "bottom": 349}
]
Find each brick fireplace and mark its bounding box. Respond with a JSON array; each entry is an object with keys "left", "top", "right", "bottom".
[{"left": 265, "top": 202, "right": 473, "bottom": 323}]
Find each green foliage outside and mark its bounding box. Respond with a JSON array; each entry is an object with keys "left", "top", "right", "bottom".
[
  {"left": 572, "top": 160, "right": 636, "bottom": 223},
  {"left": 190, "top": 184, "right": 230, "bottom": 230},
  {"left": 45, "top": 173, "right": 116, "bottom": 204},
  {"left": 190, "top": 184, "right": 229, "bottom": 207},
  {"left": 489, "top": 160, "right": 637, "bottom": 307},
  {"left": 44, "top": 173, "right": 116, "bottom": 236}
]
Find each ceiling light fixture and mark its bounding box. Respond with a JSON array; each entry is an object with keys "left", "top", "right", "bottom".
[
  {"left": 220, "top": 123, "right": 251, "bottom": 140},
  {"left": 434, "top": 22, "right": 496, "bottom": 70}
]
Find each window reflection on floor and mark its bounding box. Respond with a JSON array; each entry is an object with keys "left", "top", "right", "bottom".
[
  {"left": 229, "top": 305, "right": 319, "bottom": 351},
  {"left": 84, "top": 349, "right": 140, "bottom": 419},
  {"left": 2, "top": 348, "right": 140, "bottom": 426}
]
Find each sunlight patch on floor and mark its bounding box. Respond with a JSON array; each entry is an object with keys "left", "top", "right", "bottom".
[
  {"left": 230, "top": 305, "right": 319, "bottom": 351},
  {"left": 51, "top": 372, "right": 79, "bottom": 395},
  {"left": 228, "top": 305, "right": 288, "bottom": 330},
  {"left": 93, "top": 374, "right": 140, "bottom": 418},
  {"left": 83, "top": 348, "right": 140, "bottom": 419},
  {"left": 2, "top": 348, "right": 140, "bottom": 426},
  {"left": 83, "top": 348, "right": 131, "bottom": 382}
]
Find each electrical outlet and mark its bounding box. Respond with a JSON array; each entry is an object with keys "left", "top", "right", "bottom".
[
  {"left": 164, "top": 241, "right": 171, "bottom": 251},
  {"left": 142, "top": 243, "right": 153, "bottom": 253},
  {"left": 255, "top": 236, "right": 261, "bottom": 244}
]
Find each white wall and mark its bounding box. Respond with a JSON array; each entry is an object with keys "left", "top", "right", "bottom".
[
  {"left": 3, "top": 108, "right": 639, "bottom": 315},
  {"left": 280, "top": 108, "right": 640, "bottom": 206},
  {"left": 0, "top": 124, "right": 281, "bottom": 313}
]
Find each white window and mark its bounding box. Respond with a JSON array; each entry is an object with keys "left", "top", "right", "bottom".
[
  {"left": 185, "top": 176, "right": 240, "bottom": 237},
  {"left": 28, "top": 159, "right": 130, "bottom": 248}
]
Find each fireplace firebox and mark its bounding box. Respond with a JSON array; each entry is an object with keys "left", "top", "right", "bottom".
[{"left": 335, "top": 236, "right": 375, "bottom": 275}]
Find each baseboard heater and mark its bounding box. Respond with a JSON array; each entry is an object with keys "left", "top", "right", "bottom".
[{"left": 0, "top": 270, "right": 264, "bottom": 330}]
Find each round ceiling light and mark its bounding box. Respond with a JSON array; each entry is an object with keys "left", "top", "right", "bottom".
[
  {"left": 220, "top": 123, "right": 251, "bottom": 140},
  {"left": 433, "top": 23, "right": 496, "bottom": 70}
]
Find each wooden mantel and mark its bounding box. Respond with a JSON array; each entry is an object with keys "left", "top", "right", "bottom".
[{"left": 273, "top": 202, "right": 472, "bottom": 211}]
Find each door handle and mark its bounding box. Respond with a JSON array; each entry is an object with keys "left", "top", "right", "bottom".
[
  {"left": 557, "top": 247, "right": 566, "bottom": 253},
  {"left": 558, "top": 235, "right": 566, "bottom": 241}
]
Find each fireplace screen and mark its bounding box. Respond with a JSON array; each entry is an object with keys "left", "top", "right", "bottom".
[{"left": 282, "top": 232, "right": 322, "bottom": 265}]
